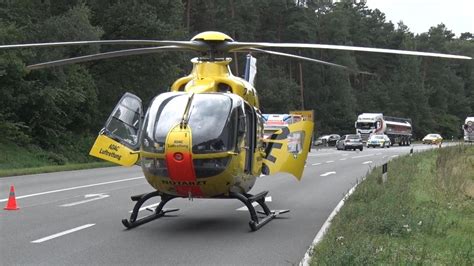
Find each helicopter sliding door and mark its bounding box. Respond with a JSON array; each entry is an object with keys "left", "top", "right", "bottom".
[
  {"left": 262, "top": 121, "right": 314, "bottom": 180},
  {"left": 89, "top": 93, "right": 143, "bottom": 166}
]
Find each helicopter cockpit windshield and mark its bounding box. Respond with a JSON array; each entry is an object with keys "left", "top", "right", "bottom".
[{"left": 142, "top": 92, "right": 241, "bottom": 154}]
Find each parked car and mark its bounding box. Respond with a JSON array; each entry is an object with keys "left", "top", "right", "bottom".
[
  {"left": 314, "top": 134, "right": 340, "bottom": 146},
  {"left": 336, "top": 134, "right": 363, "bottom": 151},
  {"left": 367, "top": 134, "right": 391, "bottom": 148},
  {"left": 422, "top": 133, "right": 443, "bottom": 144}
]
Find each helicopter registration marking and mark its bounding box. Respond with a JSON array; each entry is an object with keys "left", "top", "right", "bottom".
[{"left": 236, "top": 196, "right": 272, "bottom": 211}]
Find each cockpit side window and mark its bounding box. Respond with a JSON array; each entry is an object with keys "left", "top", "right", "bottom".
[{"left": 105, "top": 96, "right": 142, "bottom": 147}]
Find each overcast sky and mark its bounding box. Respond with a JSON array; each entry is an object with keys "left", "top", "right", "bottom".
[{"left": 365, "top": 0, "right": 473, "bottom": 36}]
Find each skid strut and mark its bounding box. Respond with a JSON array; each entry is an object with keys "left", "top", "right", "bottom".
[
  {"left": 229, "top": 191, "right": 289, "bottom": 231},
  {"left": 122, "top": 191, "right": 178, "bottom": 229}
]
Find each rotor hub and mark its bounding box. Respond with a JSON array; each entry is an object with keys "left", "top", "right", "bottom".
[{"left": 191, "top": 31, "right": 234, "bottom": 42}]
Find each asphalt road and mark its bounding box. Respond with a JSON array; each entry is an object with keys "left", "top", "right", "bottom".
[{"left": 0, "top": 143, "right": 443, "bottom": 265}]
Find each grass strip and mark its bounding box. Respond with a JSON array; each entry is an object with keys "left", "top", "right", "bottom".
[
  {"left": 0, "top": 162, "right": 115, "bottom": 177},
  {"left": 310, "top": 144, "right": 474, "bottom": 265}
]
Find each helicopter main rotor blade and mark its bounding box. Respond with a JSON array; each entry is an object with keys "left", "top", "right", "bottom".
[
  {"left": 0, "top": 40, "right": 206, "bottom": 51},
  {"left": 246, "top": 48, "right": 375, "bottom": 75},
  {"left": 26, "top": 46, "right": 187, "bottom": 70},
  {"left": 226, "top": 42, "right": 472, "bottom": 60}
]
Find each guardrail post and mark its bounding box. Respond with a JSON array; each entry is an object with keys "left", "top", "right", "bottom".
[{"left": 381, "top": 163, "right": 388, "bottom": 183}]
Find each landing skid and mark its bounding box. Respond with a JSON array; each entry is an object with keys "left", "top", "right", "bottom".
[
  {"left": 121, "top": 190, "right": 289, "bottom": 231},
  {"left": 121, "top": 191, "right": 179, "bottom": 229},
  {"left": 229, "top": 191, "right": 289, "bottom": 231}
]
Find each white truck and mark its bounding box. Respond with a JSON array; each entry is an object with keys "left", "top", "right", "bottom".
[
  {"left": 463, "top": 117, "right": 474, "bottom": 142},
  {"left": 355, "top": 113, "right": 412, "bottom": 146}
]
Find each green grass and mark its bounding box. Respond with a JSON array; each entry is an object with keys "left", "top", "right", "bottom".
[
  {"left": 0, "top": 162, "right": 114, "bottom": 177},
  {"left": 0, "top": 141, "right": 114, "bottom": 177},
  {"left": 310, "top": 144, "right": 474, "bottom": 265}
]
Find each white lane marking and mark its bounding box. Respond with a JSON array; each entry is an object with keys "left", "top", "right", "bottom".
[
  {"left": 236, "top": 196, "right": 272, "bottom": 211},
  {"left": 311, "top": 163, "right": 321, "bottom": 166},
  {"left": 308, "top": 152, "right": 339, "bottom": 157},
  {"left": 339, "top": 158, "right": 347, "bottom": 161},
  {"left": 31, "top": 224, "right": 95, "bottom": 243},
  {"left": 60, "top": 193, "right": 110, "bottom": 207},
  {"left": 130, "top": 202, "right": 160, "bottom": 213},
  {"left": 375, "top": 153, "right": 382, "bottom": 156},
  {"left": 351, "top": 154, "right": 374, "bottom": 159},
  {"left": 391, "top": 155, "right": 399, "bottom": 158},
  {"left": 320, "top": 171, "right": 336, "bottom": 177},
  {"left": 325, "top": 160, "right": 335, "bottom": 163},
  {"left": 362, "top": 161, "right": 373, "bottom": 165},
  {"left": 0, "top": 176, "right": 144, "bottom": 203}
]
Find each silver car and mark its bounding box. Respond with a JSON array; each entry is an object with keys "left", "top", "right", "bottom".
[{"left": 336, "top": 134, "right": 363, "bottom": 151}]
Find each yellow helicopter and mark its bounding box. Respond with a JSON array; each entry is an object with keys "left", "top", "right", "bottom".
[{"left": 1, "top": 31, "right": 470, "bottom": 231}]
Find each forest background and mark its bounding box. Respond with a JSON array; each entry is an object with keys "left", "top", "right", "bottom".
[{"left": 0, "top": 0, "right": 472, "bottom": 164}]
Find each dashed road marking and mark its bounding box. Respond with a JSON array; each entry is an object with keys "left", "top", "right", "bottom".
[
  {"left": 31, "top": 224, "right": 95, "bottom": 243},
  {"left": 326, "top": 160, "right": 334, "bottom": 163},
  {"left": 320, "top": 171, "right": 336, "bottom": 177},
  {"left": 308, "top": 152, "right": 339, "bottom": 157},
  {"left": 339, "top": 158, "right": 347, "bottom": 161},
  {"left": 60, "top": 193, "right": 110, "bottom": 207},
  {"left": 312, "top": 163, "right": 321, "bottom": 166},
  {"left": 352, "top": 154, "right": 374, "bottom": 159},
  {"left": 362, "top": 161, "right": 373, "bottom": 165}
]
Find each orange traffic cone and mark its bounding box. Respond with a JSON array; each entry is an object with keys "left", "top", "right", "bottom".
[{"left": 4, "top": 185, "right": 19, "bottom": 210}]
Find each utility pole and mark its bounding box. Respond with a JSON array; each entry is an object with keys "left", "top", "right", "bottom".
[{"left": 298, "top": 62, "right": 305, "bottom": 110}]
